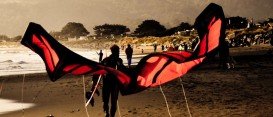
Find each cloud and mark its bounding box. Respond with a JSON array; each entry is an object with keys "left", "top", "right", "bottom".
[
  {"left": 0, "top": 0, "right": 21, "bottom": 4},
  {"left": 0, "top": 0, "right": 272, "bottom": 36},
  {"left": 0, "top": 0, "right": 40, "bottom": 5}
]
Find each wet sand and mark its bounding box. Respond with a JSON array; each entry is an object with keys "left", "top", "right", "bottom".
[{"left": 0, "top": 45, "right": 273, "bottom": 117}]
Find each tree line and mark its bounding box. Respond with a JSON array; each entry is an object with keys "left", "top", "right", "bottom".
[
  {"left": 51, "top": 20, "right": 194, "bottom": 39},
  {"left": 0, "top": 35, "right": 22, "bottom": 42},
  {"left": 53, "top": 16, "right": 272, "bottom": 39},
  {"left": 1, "top": 16, "right": 273, "bottom": 42}
]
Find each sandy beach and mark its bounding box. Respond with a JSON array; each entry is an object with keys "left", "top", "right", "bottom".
[{"left": 0, "top": 45, "right": 273, "bottom": 117}]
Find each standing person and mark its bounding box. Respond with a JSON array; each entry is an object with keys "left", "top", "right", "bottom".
[
  {"left": 86, "top": 49, "right": 103, "bottom": 107},
  {"left": 96, "top": 50, "right": 103, "bottom": 63},
  {"left": 161, "top": 45, "right": 165, "bottom": 51},
  {"left": 183, "top": 42, "right": 188, "bottom": 51},
  {"left": 125, "top": 44, "right": 133, "bottom": 68},
  {"left": 153, "top": 44, "right": 157, "bottom": 52},
  {"left": 102, "top": 45, "right": 126, "bottom": 117},
  {"left": 219, "top": 40, "right": 234, "bottom": 69}
]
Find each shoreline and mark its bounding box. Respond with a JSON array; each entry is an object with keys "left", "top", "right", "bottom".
[
  {"left": 0, "top": 44, "right": 272, "bottom": 117},
  {"left": 0, "top": 52, "right": 272, "bottom": 116},
  {"left": 0, "top": 44, "right": 272, "bottom": 78}
]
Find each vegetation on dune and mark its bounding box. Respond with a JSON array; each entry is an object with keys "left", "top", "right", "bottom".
[
  {"left": 133, "top": 19, "right": 167, "bottom": 37},
  {"left": 93, "top": 24, "right": 130, "bottom": 37},
  {"left": 0, "top": 16, "right": 272, "bottom": 49}
]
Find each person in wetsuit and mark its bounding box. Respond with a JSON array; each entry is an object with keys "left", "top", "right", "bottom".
[{"left": 101, "top": 45, "right": 126, "bottom": 117}]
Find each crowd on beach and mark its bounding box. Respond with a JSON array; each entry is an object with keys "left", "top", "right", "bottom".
[
  {"left": 119, "top": 33, "right": 272, "bottom": 54},
  {"left": 227, "top": 30, "right": 273, "bottom": 47}
]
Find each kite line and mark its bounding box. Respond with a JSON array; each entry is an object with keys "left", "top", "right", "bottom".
[
  {"left": 32, "top": 81, "right": 49, "bottom": 102},
  {"left": 179, "top": 78, "right": 192, "bottom": 117},
  {"left": 117, "top": 100, "right": 121, "bottom": 117},
  {"left": 21, "top": 74, "right": 25, "bottom": 117},
  {"left": 82, "top": 75, "right": 90, "bottom": 117},
  {"left": 159, "top": 84, "right": 172, "bottom": 117},
  {"left": 116, "top": 65, "right": 121, "bottom": 117},
  {"left": 85, "top": 75, "right": 102, "bottom": 107}
]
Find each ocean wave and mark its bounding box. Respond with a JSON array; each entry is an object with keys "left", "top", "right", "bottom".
[
  {"left": 6, "top": 51, "right": 20, "bottom": 54},
  {"left": 0, "top": 60, "right": 13, "bottom": 63},
  {"left": 7, "top": 65, "right": 23, "bottom": 69},
  {"left": 17, "top": 61, "right": 28, "bottom": 64}
]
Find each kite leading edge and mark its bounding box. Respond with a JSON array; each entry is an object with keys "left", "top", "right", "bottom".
[{"left": 20, "top": 3, "right": 227, "bottom": 95}]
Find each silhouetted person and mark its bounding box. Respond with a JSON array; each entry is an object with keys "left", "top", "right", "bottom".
[
  {"left": 125, "top": 44, "right": 133, "bottom": 67},
  {"left": 219, "top": 40, "right": 234, "bottom": 69},
  {"left": 97, "top": 50, "right": 103, "bottom": 63},
  {"left": 161, "top": 45, "right": 165, "bottom": 51},
  {"left": 85, "top": 75, "right": 100, "bottom": 107},
  {"left": 183, "top": 42, "right": 188, "bottom": 51},
  {"left": 153, "top": 44, "right": 157, "bottom": 52},
  {"left": 102, "top": 45, "right": 125, "bottom": 117}
]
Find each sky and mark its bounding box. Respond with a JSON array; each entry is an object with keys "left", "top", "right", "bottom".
[{"left": 0, "top": 0, "right": 273, "bottom": 37}]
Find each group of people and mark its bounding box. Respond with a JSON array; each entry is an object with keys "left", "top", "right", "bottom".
[
  {"left": 85, "top": 36, "right": 237, "bottom": 116},
  {"left": 228, "top": 31, "right": 273, "bottom": 48},
  {"left": 86, "top": 44, "right": 133, "bottom": 117},
  {"left": 96, "top": 44, "right": 133, "bottom": 67}
]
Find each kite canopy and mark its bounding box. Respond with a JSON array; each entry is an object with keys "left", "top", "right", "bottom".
[
  {"left": 194, "top": 3, "right": 226, "bottom": 57},
  {"left": 21, "top": 3, "right": 226, "bottom": 95},
  {"left": 21, "top": 22, "right": 131, "bottom": 88}
]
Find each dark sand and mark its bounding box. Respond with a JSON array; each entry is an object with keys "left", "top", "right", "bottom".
[{"left": 0, "top": 45, "right": 273, "bottom": 117}]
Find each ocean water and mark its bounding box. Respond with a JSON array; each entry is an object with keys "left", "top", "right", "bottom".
[
  {"left": 0, "top": 46, "right": 148, "bottom": 115},
  {"left": 0, "top": 98, "right": 35, "bottom": 115},
  {"left": 0, "top": 47, "right": 146, "bottom": 76}
]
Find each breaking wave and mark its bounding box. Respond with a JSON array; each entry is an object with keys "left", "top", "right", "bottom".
[{"left": 0, "top": 60, "right": 13, "bottom": 63}]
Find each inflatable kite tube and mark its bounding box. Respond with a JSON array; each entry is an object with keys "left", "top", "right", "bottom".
[{"left": 21, "top": 3, "right": 226, "bottom": 95}]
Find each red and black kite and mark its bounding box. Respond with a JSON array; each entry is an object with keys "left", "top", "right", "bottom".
[{"left": 21, "top": 3, "right": 226, "bottom": 95}]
